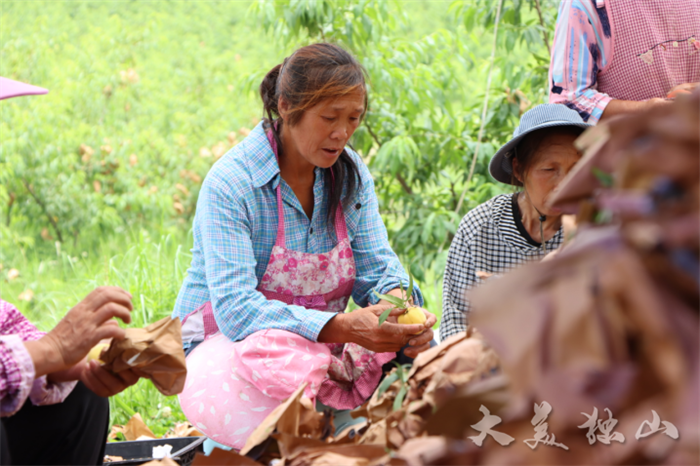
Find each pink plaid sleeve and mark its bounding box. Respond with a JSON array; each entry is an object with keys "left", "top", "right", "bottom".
[
  {"left": 0, "top": 300, "right": 76, "bottom": 417},
  {"left": 549, "top": 0, "right": 614, "bottom": 123}
]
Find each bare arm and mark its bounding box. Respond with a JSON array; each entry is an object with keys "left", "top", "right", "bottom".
[{"left": 600, "top": 98, "right": 670, "bottom": 121}]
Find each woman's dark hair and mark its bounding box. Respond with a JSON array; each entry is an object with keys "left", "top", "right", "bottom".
[
  {"left": 511, "top": 126, "right": 585, "bottom": 186},
  {"left": 259, "top": 43, "right": 367, "bottom": 227}
]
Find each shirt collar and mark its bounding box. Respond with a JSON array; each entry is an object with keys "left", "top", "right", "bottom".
[{"left": 245, "top": 121, "right": 282, "bottom": 189}]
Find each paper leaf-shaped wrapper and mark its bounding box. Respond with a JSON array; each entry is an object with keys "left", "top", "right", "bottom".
[
  {"left": 102, "top": 317, "right": 187, "bottom": 396},
  {"left": 547, "top": 123, "right": 612, "bottom": 213},
  {"left": 110, "top": 412, "right": 160, "bottom": 442},
  {"left": 276, "top": 439, "right": 390, "bottom": 466},
  {"left": 164, "top": 421, "right": 204, "bottom": 438},
  {"left": 240, "top": 389, "right": 301, "bottom": 456},
  {"left": 469, "top": 232, "right": 690, "bottom": 430}
]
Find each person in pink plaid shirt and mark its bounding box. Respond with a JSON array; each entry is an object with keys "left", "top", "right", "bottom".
[
  {"left": 0, "top": 290, "right": 141, "bottom": 465},
  {"left": 0, "top": 78, "right": 143, "bottom": 466},
  {"left": 549, "top": 0, "right": 699, "bottom": 123}
]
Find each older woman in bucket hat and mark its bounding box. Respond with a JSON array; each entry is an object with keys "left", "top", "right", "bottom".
[{"left": 440, "top": 104, "right": 592, "bottom": 341}]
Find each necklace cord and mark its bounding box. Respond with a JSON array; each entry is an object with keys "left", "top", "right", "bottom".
[{"left": 522, "top": 190, "right": 548, "bottom": 256}]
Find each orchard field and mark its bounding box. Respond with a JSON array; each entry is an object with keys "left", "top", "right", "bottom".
[{"left": 0, "top": 0, "right": 555, "bottom": 435}]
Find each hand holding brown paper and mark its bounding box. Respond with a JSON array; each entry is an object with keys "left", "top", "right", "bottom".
[{"left": 101, "top": 317, "right": 187, "bottom": 396}]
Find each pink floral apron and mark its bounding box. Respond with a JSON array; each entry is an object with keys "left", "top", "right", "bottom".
[{"left": 178, "top": 130, "right": 395, "bottom": 449}]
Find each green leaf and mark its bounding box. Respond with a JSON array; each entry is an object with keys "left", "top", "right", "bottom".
[
  {"left": 393, "top": 384, "right": 408, "bottom": 411},
  {"left": 377, "top": 372, "right": 399, "bottom": 397},
  {"left": 401, "top": 364, "right": 411, "bottom": 383},
  {"left": 373, "top": 290, "right": 407, "bottom": 308},
  {"left": 592, "top": 167, "right": 614, "bottom": 188},
  {"left": 377, "top": 308, "right": 393, "bottom": 327},
  {"left": 594, "top": 209, "right": 613, "bottom": 225},
  {"left": 393, "top": 361, "right": 405, "bottom": 380},
  {"left": 115, "top": 396, "right": 136, "bottom": 418},
  {"left": 393, "top": 362, "right": 411, "bottom": 383},
  {"left": 407, "top": 273, "right": 414, "bottom": 303}
]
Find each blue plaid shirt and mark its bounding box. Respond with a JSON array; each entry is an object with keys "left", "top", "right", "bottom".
[{"left": 173, "top": 121, "right": 422, "bottom": 346}]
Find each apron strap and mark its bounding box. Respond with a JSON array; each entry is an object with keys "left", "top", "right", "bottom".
[
  {"left": 333, "top": 201, "right": 349, "bottom": 243},
  {"left": 275, "top": 184, "right": 286, "bottom": 248},
  {"left": 266, "top": 129, "right": 287, "bottom": 248},
  {"left": 329, "top": 165, "right": 350, "bottom": 244}
]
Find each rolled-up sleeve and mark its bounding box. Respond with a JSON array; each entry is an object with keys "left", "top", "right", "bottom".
[
  {"left": 549, "top": 0, "right": 613, "bottom": 123},
  {"left": 0, "top": 301, "right": 76, "bottom": 417},
  {"left": 200, "top": 174, "right": 336, "bottom": 343},
  {"left": 0, "top": 335, "right": 36, "bottom": 417},
  {"left": 350, "top": 162, "right": 424, "bottom": 308}
]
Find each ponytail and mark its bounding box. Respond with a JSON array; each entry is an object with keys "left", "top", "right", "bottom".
[{"left": 259, "top": 63, "right": 282, "bottom": 122}]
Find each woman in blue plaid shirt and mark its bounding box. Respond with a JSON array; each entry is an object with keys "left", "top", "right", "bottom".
[{"left": 174, "top": 44, "right": 436, "bottom": 447}]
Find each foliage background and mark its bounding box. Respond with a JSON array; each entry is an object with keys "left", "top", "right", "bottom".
[{"left": 0, "top": 0, "right": 556, "bottom": 435}]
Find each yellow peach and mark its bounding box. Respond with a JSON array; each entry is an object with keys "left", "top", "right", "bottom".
[
  {"left": 87, "top": 343, "right": 109, "bottom": 364},
  {"left": 397, "top": 307, "right": 427, "bottom": 329}
]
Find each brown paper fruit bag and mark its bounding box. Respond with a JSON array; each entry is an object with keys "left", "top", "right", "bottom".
[{"left": 102, "top": 317, "right": 187, "bottom": 396}]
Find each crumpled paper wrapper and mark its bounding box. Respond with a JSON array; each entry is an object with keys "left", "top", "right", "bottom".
[
  {"left": 239, "top": 382, "right": 333, "bottom": 461},
  {"left": 457, "top": 230, "right": 698, "bottom": 465},
  {"left": 406, "top": 330, "right": 499, "bottom": 409},
  {"left": 102, "top": 316, "right": 187, "bottom": 396},
  {"left": 110, "top": 413, "right": 157, "bottom": 441},
  {"left": 347, "top": 331, "right": 497, "bottom": 451},
  {"left": 110, "top": 415, "right": 203, "bottom": 442},
  {"left": 164, "top": 421, "right": 204, "bottom": 439}
]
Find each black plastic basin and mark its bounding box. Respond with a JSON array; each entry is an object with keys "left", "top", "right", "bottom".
[{"left": 104, "top": 436, "right": 206, "bottom": 466}]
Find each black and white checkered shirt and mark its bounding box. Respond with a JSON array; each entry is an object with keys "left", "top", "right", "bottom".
[{"left": 440, "top": 193, "right": 563, "bottom": 341}]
